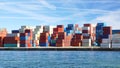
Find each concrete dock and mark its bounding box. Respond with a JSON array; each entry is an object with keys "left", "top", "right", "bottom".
[{"left": 0, "top": 47, "right": 120, "bottom": 51}]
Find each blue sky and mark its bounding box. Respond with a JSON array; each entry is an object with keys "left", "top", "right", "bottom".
[{"left": 0, "top": 0, "right": 120, "bottom": 32}]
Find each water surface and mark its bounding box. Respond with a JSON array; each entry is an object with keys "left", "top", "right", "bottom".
[{"left": 0, "top": 51, "right": 120, "bottom": 68}]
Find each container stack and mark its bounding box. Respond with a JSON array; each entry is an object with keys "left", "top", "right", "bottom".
[
  {"left": 20, "top": 29, "right": 33, "bottom": 47},
  {"left": 100, "top": 39, "right": 111, "bottom": 48},
  {"left": 20, "top": 33, "right": 28, "bottom": 47},
  {"left": 74, "top": 24, "right": 82, "bottom": 34},
  {"left": 96, "top": 23, "right": 106, "bottom": 46},
  {"left": 33, "top": 26, "right": 43, "bottom": 47},
  {"left": 25, "top": 29, "right": 33, "bottom": 47},
  {"left": 65, "top": 24, "right": 74, "bottom": 35},
  {"left": 0, "top": 37, "right": 3, "bottom": 47},
  {"left": 19, "top": 26, "right": 35, "bottom": 33},
  {"left": 56, "top": 32, "right": 72, "bottom": 47},
  {"left": 56, "top": 32, "right": 66, "bottom": 47},
  {"left": 3, "top": 34, "right": 20, "bottom": 47},
  {"left": 43, "top": 26, "right": 55, "bottom": 36},
  {"left": 50, "top": 33, "right": 58, "bottom": 46},
  {"left": 39, "top": 32, "right": 50, "bottom": 47},
  {"left": 82, "top": 24, "right": 94, "bottom": 47},
  {"left": 82, "top": 39, "right": 91, "bottom": 47},
  {"left": 71, "top": 34, "right": 83, "bottom": 47},
  {"left": 0, "top": 28, "right": 7, "bottom": 47},
  {"left": 50, "top": 25, "right": 64, "bottom": 47},
  {"left": 100, "top": 26, "right": 112, "bottom": 48},
  {"left": 112, "top": 34, "right": 120, "bottom": 48}
]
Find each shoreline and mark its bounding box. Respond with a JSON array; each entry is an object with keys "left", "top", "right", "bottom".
[{"left": 0, "top": 47, "right": 120, "bottom": 51}]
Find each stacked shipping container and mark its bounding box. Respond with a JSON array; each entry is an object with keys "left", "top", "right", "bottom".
[
  {"left": 39, "top": 32, "right": 50, "bottom": 46},
  {"left": 71, "top": 34, "right": 82, "bottom": 46},
  {"left": 82, "top": 24, "right": 96, "bottom": 47},
  {"left": 56, "top": 32, "right": 72, "bottom": 47},
  {"left": 96, "top": 23, "right": 106, "bottom": 46},
  {"left": 112, "top": 34, "right": 120, "bottom": 48},
  {"left": 3, "top": 34, "right": 20, "bottom": 47},
  {"left": 0, "top": 23, "right": 116, "bottom": 48},
  {"left": 101, "top": 26, "right": 112, "bottom": 48},
  {"left": 0, "top": 28, "right": 7, "bottom": 47},
  {"left": 20, "top": 29, "right": 33, "bottom": 47}
]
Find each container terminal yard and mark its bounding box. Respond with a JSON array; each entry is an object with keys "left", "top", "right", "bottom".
[{"left": 0, "top": 23, "right": 120, "bottom": 51}]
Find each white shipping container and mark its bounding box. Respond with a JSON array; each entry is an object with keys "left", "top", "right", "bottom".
[
  {"left": 112, "top": 38, "right": 120, "bottom": 43},
  {"left": 82, "top": 42, "right": 91, "bottom": 47},
  {"left": 36, "top": 26, "right": 43, "bottom": 29},
  {"left": 7, "top": 33, "right": 20, "bottom": 37},
  {"left": 112, "top": 34, "right": 120, "bottom": 38},
  {"left": 112, "top": 43, "right": 120, "bottom": 48},
  {"left": 82, "top": 33, "right": 90, "bottom": 36},
  {"left": 102, "top": 39, "right": 110, "bottom": 44},
  {"left": 82, "top": 39, "right": 91, "bottom": 43},
  {"left": 82, "top": 27, "right": 90, "bottom": 30},
  {"left": 100, "top": 43, "right": 111, "bottom": 48}
]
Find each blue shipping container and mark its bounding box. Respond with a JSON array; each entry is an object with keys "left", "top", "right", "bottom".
[
  {"left": 40, "top": 43, "right": 49, "bottom": 46},
  {"left": 102, "top": 35, "right": 109, "bottom": 39},
  {"left": 48, "top": 36, "right": 51, "bottom": 42},
  {"left": 68, "top": 24, "right": 73, "bottom": 28},
  {"left": 97, "top": 23, "right": 106, "bottom": 26},
  {"left": 112, "top": 30, "right": 120, "bottom": 34},
  {"left": 20, "top": 44, "right": 26, "bottom": 47},
  {"left": 20, "top": 36, "right": 28, "bottom": 40},
  {"left": 12, "top": 30, "right": 19, "bottom": 33},
  {"left": 50, "top": 43, "right": 56, "bottom": 46}
]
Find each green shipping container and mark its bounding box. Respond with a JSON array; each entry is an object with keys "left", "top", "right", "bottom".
[
  {"left": 51, "top": 40, "right": 56, "bottom": 44},
  {"left": 4, "top": 44, "right": 18, "bottom": 47}
]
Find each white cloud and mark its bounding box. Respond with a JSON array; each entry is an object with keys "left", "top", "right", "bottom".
[
  {"left": 86, "top": 10, "right": 120, "bottom": 29},
  {"left": 0, "top": 0, "right": 120, "bottom": 29},
  {"left": 38, "top": 0, "right": 56, "bottom": 10},
  {"left": 0, "top": 4, "right": 60, "bottom": 22},
  {"left": 17, "top": 4, "right": 44, "bottom": 10}
]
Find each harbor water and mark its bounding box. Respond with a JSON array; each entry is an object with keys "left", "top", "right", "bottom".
[{"left": 0, "top": 51, "right": 120, "bottom": 68}]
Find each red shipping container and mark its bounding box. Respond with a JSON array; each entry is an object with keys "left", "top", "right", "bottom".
[
  {"left": 58, "top": 32, "right": 66, "bottom": 39},
  {"left": 56, "top": 39, "right": 64, "bottom": 43},
  {"left": 53, "top": 28, "right": 58, "bottom": 32},
  {"left": 83, "top": 36, "right": 90, "bottom": 39},
  {"left": 20, "top": 33, "right": 28, "bottom": 37},
  {"left": 40, "top": 36, "right": 48, "bottom": 40},
  {"left": 57, "top": 25, "right": 64, "bottom": 28},
  {"left": 40, "top": 32, "right": 49, "bottom": 37},
  {"left": 56, "top": 43, "right": 64, "bottom": 47},
  {"left": 39, "top": 39, "right": 48, "bottom": 43},
  {"left": 58, "top": 32, "right": 66, "bottom": 35},
  {"left": 58, "top": 35, "right": 66, "bottom": 39},
  {"left": 0, "top": 37, "right": 3, "bottom": 47},
  {"left": 4, "top": 40, "right": 18, "bottom": 44},
  {"left": 20, "top": 40, "right": 28, "bottom": 44},
  {"left": 84, "top": 24, "right": 91, "bottom": 27},
  {"left": 82, "top": 30, "right": 90, "bottom": 34},
  {"left": 98, "top": 38, "right": 102, "bottom": 43},
  {"left": 103, "top": 26, "right": 112, "bottom": 35},
  {"left": 74, "top": 34, "right": 83, "bottom": 40},
  {"left": 4, "top": 37, "right": 19, "bottom": 41},
  {"left": 27, "top": 43, "right": 32, "bottom": 47},
  {"left": 71, "top": 38, "right": 82, "bottom": 42},
  {"left": 56, "top": 28, "right": 63, "bottom": 32},
  {"left": 71, "top": 42, "right": 81, "bottom": 46},
  {"left": 25, "top": 29, "right": 32, "bottom": 33},
  {"left": 51, "top": 36, "right": 56, "bottom": 40}
]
